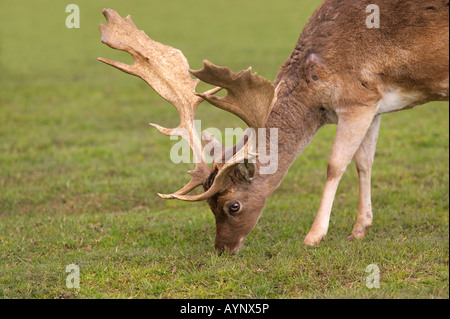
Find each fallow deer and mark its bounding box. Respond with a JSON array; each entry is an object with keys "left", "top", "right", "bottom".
[{"left": 99, "top": 0, "right": 449, "bottom": 254}]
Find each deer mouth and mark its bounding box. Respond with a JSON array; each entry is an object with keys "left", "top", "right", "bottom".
[{"left": 215, "top": 235, "right": 246, "bottom": 256}]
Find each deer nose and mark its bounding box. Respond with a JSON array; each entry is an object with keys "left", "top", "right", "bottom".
[
  {"left": 215, "top": 236, "right": 245, "bottom": 255},
  {"left": 215, "top": 245, "right": 240, "bottom": 256}
]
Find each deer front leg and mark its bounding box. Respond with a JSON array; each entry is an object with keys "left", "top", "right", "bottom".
[
  {"left": 304, "top": 107, "right": 378, "bottom": 246},
  {"left": 348, "top": 115, "right": 381, "bottom": 240}
]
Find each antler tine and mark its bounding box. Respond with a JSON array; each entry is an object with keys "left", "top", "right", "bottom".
[{"left": 99, "top": 8, "right": 216, "bottom": 198}]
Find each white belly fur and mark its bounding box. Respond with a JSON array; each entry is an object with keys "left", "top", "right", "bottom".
[{"left": 376, "top": 88, "right": 425, "bottom": 115}]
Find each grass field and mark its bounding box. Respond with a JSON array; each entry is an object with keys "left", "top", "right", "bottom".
[{"left": 0, "top": 0, "right": 448, "bottom": 299}]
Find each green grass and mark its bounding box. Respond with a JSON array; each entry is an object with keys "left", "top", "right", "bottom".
[{"left": 0, "top": 0, "right": 448, "bottom": 299}]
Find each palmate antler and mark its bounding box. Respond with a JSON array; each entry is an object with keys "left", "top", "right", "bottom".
[
  {"left": 99, "top": 8, "right": 216, "bottom": 199},
  {"left": 192, "top": 61, "right": 279, "bottom": 129},
  {"left": 99, "top": 9, "right": 279, "bottom": 201}
]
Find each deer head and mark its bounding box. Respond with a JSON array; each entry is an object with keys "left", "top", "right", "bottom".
[{"left": 99, "top": 9, "right": 282, "bottom": 254}]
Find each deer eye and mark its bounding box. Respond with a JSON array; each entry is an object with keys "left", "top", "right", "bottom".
[{"left": 228, "top": 202, "right": 241, "bottom": 214}]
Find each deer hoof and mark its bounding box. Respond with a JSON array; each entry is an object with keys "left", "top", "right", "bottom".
[
  {"left": 347, "top": 224, "right": 372, "bottom": 240},
  {"left": 304, "top": 232, "right": 325, "bottom": 246}
]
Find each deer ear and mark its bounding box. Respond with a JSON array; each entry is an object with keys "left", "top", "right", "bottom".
[{"left": 237, "top": 161, "right": 256, "bottom": 182}]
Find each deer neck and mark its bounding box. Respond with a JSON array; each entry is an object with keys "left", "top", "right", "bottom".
[{"left": 257, "top": 87, "right": 325, "bottom": 195}]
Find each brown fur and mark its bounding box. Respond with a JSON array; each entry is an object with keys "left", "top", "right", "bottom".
[{"left": 208, "top": 0, "right": 449, "bottom": 253}]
